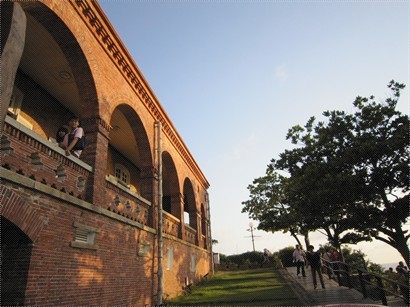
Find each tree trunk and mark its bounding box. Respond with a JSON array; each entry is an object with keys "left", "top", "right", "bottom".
[
  {"left": 374, "top": 228, "right": 409, "bottom": 268},
  {"left": 290, "top": 231, "right": 302, "bottom": 248},
  {"left": 303, "top": 232, "right": 310, "bottom": 250}
]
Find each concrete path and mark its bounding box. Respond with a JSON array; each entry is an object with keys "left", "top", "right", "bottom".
[{"left": 282, "top": 266, "right": 404, "bottom": 306}]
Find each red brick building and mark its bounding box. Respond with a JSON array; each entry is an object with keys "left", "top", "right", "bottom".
[{"left": 1, "top": 1, "right": 212, "bottom": 305}]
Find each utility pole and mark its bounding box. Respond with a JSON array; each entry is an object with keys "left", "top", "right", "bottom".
[{"left": 247, "top": 222, "right": 256, "bottom": 252}]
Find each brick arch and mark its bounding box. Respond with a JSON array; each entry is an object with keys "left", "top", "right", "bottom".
[
  {"left": 162, "top": 151, "right": 181, "bottom": 218},
  {"left": 0, "top": 185, "right": 46, "bottom": 243},
  {"left": 162, "top": 151, "right": 180, "bottom": 196},
  {"left": 108, "top": 103, "right": 154, "bottom": 202},
  {"left": 201, "top": 203, "right": 207, "bottom": 235},
  {"left": 115, "top": 104, "right": 153, "bottom": 168},
  {"left": 183, "top": 178, "right": 197, "bottom": 229},
  {"left": 19, "top": 2, "right": 99, "bottom": 119}
]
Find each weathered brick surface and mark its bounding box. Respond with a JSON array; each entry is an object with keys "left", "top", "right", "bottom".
[{"left": 1, "top": 1, "right": 211, "bottom": 305}]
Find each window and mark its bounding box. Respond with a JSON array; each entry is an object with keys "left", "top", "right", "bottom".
[
  {"left": 190, "top": 254, "right": 196, "bottom": 273},
  {"left": 167, "top": 247, "right": 174, "bottom": 270},
  {"left": 115, "top": 163, "right": 130, "bottom": 186}
]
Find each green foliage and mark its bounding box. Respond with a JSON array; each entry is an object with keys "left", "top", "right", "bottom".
[
  {"left": 367, "top": 263, "right": 384, "bottom": 275},
  {"left": 242, "top": 80, "right": 409, "bottom": 266},
  {"left": 342, "top": 247, "right": 368, "bottom": 269},
  {"left": 221, "top": 251, "right": 265, "bottom": 265},
  {"left": 276, "top": 246, "right": 296, "bottom": 268},
  {"left": 219, "top": 253, "right": 228, "bottom": 264},
  {"left": 341, "top": 246, "right": 384, "bottom": 274}
]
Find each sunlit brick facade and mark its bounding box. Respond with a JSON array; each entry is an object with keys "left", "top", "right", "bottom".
[{"left": 1, "top": 1, "right": 211, "bottom": 305}]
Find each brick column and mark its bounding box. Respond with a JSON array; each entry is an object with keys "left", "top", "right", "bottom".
[
  {"left": 140, "top": 165, "right": 157, "bottom": 228},
  {"left": 193, "top": 210, "right": 201, "bottom": 245},
  {"left": 1, "top": 2, "right": 26, "bottom": 128},
  {"left": 81, "top": 116, "right": 110, "bottom": 207},
  {"left": 170, "top": 193, "right": 184, "bottom": 239}
]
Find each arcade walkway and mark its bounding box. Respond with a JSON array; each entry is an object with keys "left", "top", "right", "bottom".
[{"left": 283, "top": 267, "right": 407, "bottom": 306}]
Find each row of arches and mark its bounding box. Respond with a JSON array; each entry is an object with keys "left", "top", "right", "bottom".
[
  {"left": 2, "top": 2, "right": 209, "bottom": 241},
  {"left": 1, "top": 2, "right": 211, "bottom": 305}
]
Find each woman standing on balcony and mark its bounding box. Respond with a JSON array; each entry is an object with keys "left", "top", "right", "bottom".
[{"left": 61, "top": 116, "right": 84, "bottom": 158}]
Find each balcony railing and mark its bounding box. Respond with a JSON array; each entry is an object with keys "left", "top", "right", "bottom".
[
  {"left": 163, "top": 211, "right": 180, "bottom": 238},
  {"left": 2, "top": 116, "right": 209, "bottom": 249},
  {"left": 184, "top": 224, "right": 197, "bottom": 245},
  {"left": 105, "top": 175, "right": 151, "bottom": 226},
  {"left": 2, "top": 116, "right": 92, "bottom": 200}
]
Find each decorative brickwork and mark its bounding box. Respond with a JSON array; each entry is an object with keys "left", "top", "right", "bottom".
[
  {"left": 1, "top": 1, "right": 211, "bottom": 305},
  {"left": 71, "top": 0, "right": 209, "bottom": 188}
]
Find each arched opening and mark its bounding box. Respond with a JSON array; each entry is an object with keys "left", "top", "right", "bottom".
[
  {"left": 8, "top": 2, "right": 97, "bottom": 144},
  {"left": 1, "top": 216, "right": 33, "bottom": 306},
  {"left": 108, "top": 104, "right": 153, "bottom": 201},
  {"left": 201, "top": 203, "right": 207, "bottom": 236},
  {"left": 183, "top": 178, "right": 197, "bottom": 229},
  {"left": 162, "top": 152, "right": 180, "bottom": 218}
]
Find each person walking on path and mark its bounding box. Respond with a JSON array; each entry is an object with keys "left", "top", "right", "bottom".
[
  {"left": 292, "top": 244, "right": 306, "bottom": 277},
  {"left": 306, "top": 245, "right": 325, "bottom": 289}
]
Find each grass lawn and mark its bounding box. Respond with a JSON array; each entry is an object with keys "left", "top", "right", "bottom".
[{"left": 167, "top": 268, "right": 302, "bottom": 306}]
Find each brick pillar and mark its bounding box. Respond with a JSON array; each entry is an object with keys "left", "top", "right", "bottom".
[
  {"left": 170, "top": 193, "right": 184, "bottom": 239},
  {"left": 81, "top": 116, "right": 110, "bottom": 207},
  {"left": 202, "top": 219, "right": 209, "bottom": 249},
  {"left": 140, "top": 165, "right": 157, "bottom": 228},
  {"left": 189, "top": 209, "right": 199, "bottom": 230},
  {"left": 1, "top": 2, "right": 26, "bottom": 128},
  {"left": 140, "top": 166, "right": 155, "bottom": 203},
  {"left": 194, "top": 210, "right": 201, "bottom": 245}
]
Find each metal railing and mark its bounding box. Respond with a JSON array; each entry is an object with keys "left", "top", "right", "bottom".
[{"left": 321, "top": 259, "right": 409, "bottom": 306}]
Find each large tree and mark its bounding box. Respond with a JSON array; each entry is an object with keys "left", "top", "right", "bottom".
[
  {"left": 243, "top": 81, "right": 409, "bottom": 265},
  {"left": 241, "top": 169, "right": 310, "bottom": 249}
]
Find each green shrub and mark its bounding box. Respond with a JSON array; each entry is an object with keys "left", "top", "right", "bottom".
[{"left": 276, "top": 246, "right": 295, "bottom": 267}]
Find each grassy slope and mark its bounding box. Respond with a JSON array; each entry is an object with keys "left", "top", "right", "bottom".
[{"left": 168, "top": 268, "right": 302, "bottom": 306}]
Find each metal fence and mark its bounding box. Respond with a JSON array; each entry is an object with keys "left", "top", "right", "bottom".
[{"left": 321, "top": 259, "right": 409, "bottom": 306}]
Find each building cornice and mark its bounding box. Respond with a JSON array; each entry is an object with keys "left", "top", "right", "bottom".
[{"left": 70, "top": 0, "right": 209, "bottom": 189}]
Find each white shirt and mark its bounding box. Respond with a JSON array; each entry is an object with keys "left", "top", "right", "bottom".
[
  {"left": 292, "top": 248, "right": 306, "bottom": 262},
  {"left": 62, "top": 127, "right": 84, "bottom": 157}
]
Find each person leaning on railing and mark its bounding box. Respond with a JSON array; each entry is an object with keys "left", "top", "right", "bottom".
[
  {"left": 385, "top": 267, "right": 398, "bottom": 294},
  {"left": 396, "top": 266, "right": 409, "bottom": 302},
  {"left": 60, "top": 116, "right": 84, "bottom": 158},
  {"left": 321, "top": 247, "right": 333, "bottom": 279}
]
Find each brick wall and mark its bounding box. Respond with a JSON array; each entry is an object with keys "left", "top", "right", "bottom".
[
  {"left": 1, "top": 183, "right": 155, "bottom": 306},
  {"left": 1, "top": 1, "right": 211, "bottom": 305}
]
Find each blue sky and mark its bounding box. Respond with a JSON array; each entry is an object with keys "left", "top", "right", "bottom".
[{"left": 99, "top": 0, "right": 409, "bottom": 265}]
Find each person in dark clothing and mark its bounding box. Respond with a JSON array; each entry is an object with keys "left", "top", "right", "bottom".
[
  {"left": 56, "top": 126, "right": 68, "bottom": 146},
  {"left": 306, "top": 245, "right": 325, "bottom": 289}
]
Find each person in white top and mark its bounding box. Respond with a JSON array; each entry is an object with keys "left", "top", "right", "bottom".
[
  {"left": 61, "top": 116, "right": 84, "bottom": 158},
  {"left": 292, "top": 244, "right": 306, "bottom": 277}
]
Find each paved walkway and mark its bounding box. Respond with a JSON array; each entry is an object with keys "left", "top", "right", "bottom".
[{"left": 282, "top": 267, "right": 406, "bottom": 306}]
